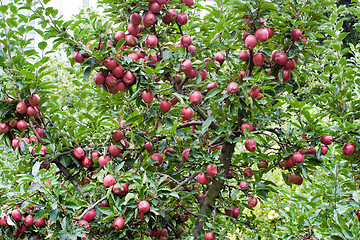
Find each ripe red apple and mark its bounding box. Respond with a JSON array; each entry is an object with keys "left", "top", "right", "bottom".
[
  {"left": 189, "top": 91, "right": 202, "bottom": 104},
  {"left": 204, "top": 232, "right": 215, "bottom": 240},
  {"left": 24, "top": 215, "right": 34, "bottom": 226},
  {"left": 185, "top": 68, "right": 198, "bottom": 79},
  {"left": 283, "top": 156, "right": 295, "bottom": 169},
  {"left": 17, "top": 120, "right": 27, "bottom": 132},
  {"left": 206, "top": 164, "right": 217, "bottom": 177},
  {"left": 164, "top": 147, "right": 175, "bottom": 157},
  {"left": 160, "top": 101, "right": 172, "bottom": 113},
  {"left": 112, "top": 65, "right": 124, "bottom": 78},
  {"left": 275, "top": 52, "right": 288, "bottom": 65},
  {"left": 35, "top": 128, "right": 45, "bottom": 138},
  {"left": 78, "top": 220, "right": 90, "bottom": 230},
  {"left": 103, "top": 175, "right": 116, "bottom": 187},
  {"left": 343, "top": 143, "right": 355, "bottom": 155},
  {"left": 306, "top": 147, "right": 317, "bottom": 155},
  {"left": 160, "top": 228, "right": 167, "bottom": 236},
  {"left": 227, "top": 82, "right": 238, "bottom": 94},
  {"left": 257, "top": 160, "right": 268, "bottom": 169},
  {"left": 112, "top": 182, "right": 129, "bottom": 197},
  {"left": 125, "top": 35, "right": 137, "bottom": 47},
  {"left": 83, "top": 209, "right": 96, "bottom": 222},
  {"left": 94, "top": 72, "right": 105, "bottom": 85},
  {"left": 104, "top": 58, "right": 117, "bottom": 70},
  {"left": 181, "top": 107, "right": 194, "bottom": 120},
  {"left": 248, "top": 196, "right": 258, "bottom": 208},
  {"left": 128, "top": 24, "right": 139, "bottom": 36},
  {"left": 239, "top": 181, "right": 248, "bottom": 190},
  {"left": 238, "top": 50, "right": 250, "bottom": 61},
  {"left": 138, "top": 200, "right": 150, "bottom": 213},
  {"left": 321, "top": 135, "right": 333, "bottom": 145},
  {"left": 151, "top": 153, "right": 163, "bottom": 166},
  {"left": 291, "top": 29, "right": 302, "bottom": 41},
  {"left": 285, "top": 59, "right": 296, "bottom": 70},
  {"left": 109, "top": 145, "right": 121, "bottom": 157},
  {"left": 150, "top": 2, "right": 162, "bottom": 13},
  {"left": 199, "top": 69, "right": 207, "bottom": 80},
  {"left": 197, "top": 172, "right": 210, "bottom": 185},
  {"left": 16, "top": 102, "right": 27, "bottom": 114},
  {"left": 0, "top": 123, "right": 10, "bottom": 133},
  {"left": 98, "top": 156, "right": 110, "bottom": 167},
  {"left": 321, "top": 145, "right": 328, "bottom": 155},
  {"left": 177, "top": 13, "right": 188, "bottom": 25},
  {"left": 73, "top": 147, "right": 85, "bottom": 159},
  {"left": 145, "top": 35, "right": 158, "bottom": 49},
  {"left": 241, "top": 123, "right": 253, "bottom": 133},
  {"left": 245, "top": 35, "right": 258, "bottom": 50},
  {"left": 242, "top": 30, "right": 250, "bottom": 40},
  {"left": 232, "top": 207, "right": 241, "bottom": 219},
  {"left": 215, "top": 52, "right": 225, "bottom": 64},
  {"left": 188, "top": 45, "right": 196, "bottom": 55},
  {"left": 81, "top": 157, "right": 93, "bottom": 168},
  {"left": 271, "top": 50, "right": 280, "bottom": 62},
  {"left": 123, "top": 70, "right": 135, "bottom": 84},
  {"left": 141, "top": 90, "right": 155, "bottom": 104},
  {"left": 9, "top": 119, "right": 18, "bottom": 128},
  {"left": 253, "top": 53, "right": 265, "bottom": 66},
  {"left": 34, "top": 218, "right": 46, "bottom": 227},
  {"left": 245, "top": 139, "right": 256, "bottom": 152},
  {"left": 113, "top": 217, "right": 125, "bottom": 230},
  {"left": 26, "top": 106, "right": 38, "bottom": 117},
  {"left": 282, "top": 69, "right": 290, "bottom": 82},
  {"left": 113, "top": 130, "right": 124, "bottom": 142},
  {"left": 180, "top": 59, "right": 193, "bottom": 73},
  {"left": 255, "top": 28, "right": 269, "bottom": 42},
  {"left": 181, "top": 35, "right": 192, "bottom": 47},
  {"left": 244, "top": 168, "right": 254, "bottom": 178},
  {"left": 292, "top": 152, "right": 304, "bottom": 163},
  {"left": 74, "top": 51, "right": 84, "bottom": 63},
  {"left": 182, "top": 0, "right": 194, "bottom": 6},
  {"left": 267, "top": 28, "right": 274, "bottom": 38},
  {"left": 248, "top": 86, "right": 260, "bottom": 98},
  {"left": 207, "top": 82, "right": 218, "bottom": 90},
  {"left": 12, "top": 209, "right": 22, "bottom": 221},
  {"left": 145, "top": 142, "right": 153, "bottom": 152},
  {"left": 182, "top": 148, "right": 191, "bottom": 162},
  {"left": 114, "top": 31, "right": 126, "bottom": 42},
  {"left": 130, "top": 13, "right": 142, "bottom": 26},
  {"left": 143, "top": 12, "right": 156, "bottom": 28},
  {"left": 105, "top": 74, "right": 118, "bottom": 88},
  {"left": 28, "top": 94, "right": 40, "bottom": 106}
]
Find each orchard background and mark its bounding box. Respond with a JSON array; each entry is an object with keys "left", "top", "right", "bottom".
[{"left": 0, "top": 0, "right": 360, "bottom": 239}]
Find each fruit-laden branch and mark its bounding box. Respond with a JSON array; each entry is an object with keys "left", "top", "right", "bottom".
[
  {"left": 29, "top": 121, "right": 43, "bottom": 144},
  {"left": 74, "top": 195, "right": 107, "bottom": 221},
  {"left": 173, "top": 172, "right": 198, "bottom": 191}
]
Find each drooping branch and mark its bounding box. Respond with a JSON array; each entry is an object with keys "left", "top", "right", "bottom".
[{"left": 74, "top": 195, "right": 107, "bottom": 221}]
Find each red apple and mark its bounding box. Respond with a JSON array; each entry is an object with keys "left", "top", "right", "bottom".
[
  {"left": 282, "top": 69, "right": 290, "bottom": 82},
  {"left": 34, "top": 218, "right": 46, "bottom": 227},
  {"left": 103, "top": 175, "right": 116, "bottom": 187},
  {"left": 114, "top": 31, "right": 126, "bottom": 42},
  {"left": 81, "top": 157, "right": 92, "bottom": 168},
  {"left": 113, "top": 217, "right": 125, "bottom": 230},
  {"left": 291, "top": 29, "right": 302, "bottom": 41},
  {"left": 245, "top": 139, "right": 256, "bottom": 152},
  {"left": 275, "top": 52, "right": 287, "bottom": 65},
  {"left": 150, "top": 2, "right": 162, "bottom": 13},
  {"left": 285, "top": 59, "right": 296, "bottom": 70},
  {"left": 125, "top": 35, "right": 137, "bottom": 47},
  {"left": 204, "top": 232, "right": 215, "bottom": 240},
  {"left": 214, "top": 52, "right": 225, "bottom": 64},
  {"left": 207, "top": 82, "right": 218, "bottom": 90},
  {"left": 112, "top": 65, "right": 124, "bottom": 78},
  {"left": 141, "top": 90, "right": 155, "bottom": 104},
  {"left": 199, "top": 69, "right": 207, "bottom": 80},
  {"left": 197, "top": 172, "right": 210, "bottom": 185},
  {"left": 130, "top": 13, "right": 142, "bottom": 26},
  {"left": 177, "top": 13, "right": 188, "bottom": 25},
  {"left": 74, "top": 51, "right": 84, "bottom": 63},
  {"left": 123, "top": 70, "right": 135, "bottom": 85},
  {"left": 83, "top": 209, "right": 96, "bottom": 222},
  {"left": 189, "top": 45, "right": 196, "bottom": 55},
  {"left": 206, "top": 164, "right": 217, "bottom": 177},
  {"left": 98, "top": 156, "right": 110, "bottom": 167},
  {"left": 145, "top": 142, "right": 153, "bottom": 152},
  {"left": 232, "top": 208, "right": 241, "bottom": 219},
  {"left": 104, "top": 58, "right": 117, "bottom": 70},
  {"left": 105, "top": 74, "right": 118, "bottom": 87},
  {"left": 26, "top": 106, "right": 38, "bottom": 117},
  {"left": 109, "top": 145, "right": 121, "bottom": 157},
  {"left": 143, "top": 12, "right": 156, "bottom": 28},
  {"left": 182, "top": 148, "right": 191, "bottom": 162},
  {"left": 180, "top": 59, "right": 193, "bottom": 73},
  {"left": 189, "top": 91, "right": 202, "bottom": 104},
  {"left": 241, "top": 123, "right": 253, "bottom": 133},
  {"left": 145, "top": 35, "right": 158, "bottom": 49},
  {"left": 292, "top": 152, "right": 304, "bottom": 163},
  {"left": 244, "top": 168, "right": 254, "bottom": 178},
  {"left": 73, "top": 147, "right": 85, "bottom": 159},
  {"left": 28, "top": 94, "right": 40, "bottom": 106},
  {"left": 242, "top": 30, "right": 250, "bottom": 40},
  {"left": 271, "top": 50, "right": 280, "bottom": 62},
  {"left": 267, "top": 28, "right": 274, "bottom": 38},
  {"left": 248, "top": 86, "right": 260, "bottom": 99},
  {"left": 16, "top": 120, "right": 27, "bottom": 132},
  {"left": 321, "top": 145, "right": 328, "bottom": 155},
  {"left": 227, "top": 82, "right": 238, "bottom": 94},
  {"left": 164, "top": 148, "right": 175, "bottom": 157},
  {"left": 16, "top": 102, "right": 27, "bottom": 114},
  {"left": 113, "top": 130, "right": 124, "bottom": 142},
  {"left": 181, "top": 107, "right": 194, "bottom": 120},
  {"left": 24, "top": 215, "right": 34, "bottom": 226},
  {"left": 321, "top": 135, "right": 333, "bottom": 145},
  {"left": 94, "top": 72, "right": 105, "bottom": 85},
  {"left": 255, "top": 28, "right": 269, "bottom": 42},
  {"left": 0, "top": 123, "right": 10, "bottom": 133},
  {"left": 138, "top": 200, "right": 150, "bottom": 213},
  {"left": 343, "top": 143, "right": 355, "bottom": 155},
  {"left": 238, "top": 50, "right": 250, "bottom": 61},
  {"left": 248, "top": 196, "right": 257, "bottom": 207},
  {"left": 160, "top": 101, "right": 172, "bottom": 113},
  {"left": 239, "top": 181, "right": 248, "bottom": 190},
  {"left": 151, "top": 153, "right": 163, "bottom": 166},
  {"left": 112, "top": 182, "right": 129, "bottom": 197},
  {"left": 253, "top": 53, "right": 265, "bottom": 66},
  {"left": 185, "top": 68, "right": 198, "bottom": 79},
  {"left": 181, "top": 35, "right": 192, "bottom": 47},
  {"left": 257, "top": 160, "right": 268, "bottom": 169},
  {"left": 12, "top": 209, "right": 22, "bottom": 221},
  {"left": 245, "top": 35, "right": 258, "bottom": 50}
]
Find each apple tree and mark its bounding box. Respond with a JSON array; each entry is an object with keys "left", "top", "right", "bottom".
[{"left": 0, "top": 0, "right": 359, "bottom": 239}]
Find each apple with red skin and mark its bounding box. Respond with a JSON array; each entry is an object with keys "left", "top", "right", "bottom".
[
  {"left": 0, "top": 215, "right": 8, "bottom": 226},
  {"left": 282, "top": 69, "right": 290, "bottom": 82},
  {"left": 232, "top": 207, "right": 241, "bottom": 219},
  {"left": 182, "top": 148, "right": 191, "bottom": 162},
  {"left": 292, "top": 152, "right": 304, "bottom": 163},
  {"left": 321, "top": 135, "right": 333, "bottom": 145},
  {"left": 206, "top": 164, "right": 217, "bottom": 177},
  {"left": 207, "top": 82, "right": 218, "bottom": 90},
  {"left": 74, "top": 51, "right": 84, "bottom": 63},
  {"left": 181, "top": 35, "right": 192, "bottom": 47},
  {"left": 112, "top": 183, "right": 129, "bottom": 197},
  {"left": 143, "top": 12, "right": 156, "bottom": 27},
  {"left": 177, "top": 13, "right": 188, "bottom": 25},
  {"left": 138, "top": 200, "right": 150, "bottom": 213},
  {"left": 181, "top": 59, "right": 193, "bottom": 73},
  {"left": 105, "top": 74, "right": 118, "bottom": 87},
  {"left": 130, "top": 13, "right": 142, "bottom": 26},
  {"left": 241, "top": 123, "right": 253, "bottom": 133},
  {"left": 164, "top": 148, "right": 175, "bottom": 157},
  {"left": 112, "top": 65, "right": 124, "bottom": 78},
  {"left": 109, "top": 145, "right": 121, "bottom": 157},
  {"left": 239, "top": 181, "right": 248, "bottom": 190},
  {"left": 117, "top": 82, "right": 127, "bottom": 92},
  {"left": 78, "top": 220, "right": 90, "bottom": 230},
  {"left": 145, "top": 142, "right": 153, "bottom": 152},
  {"left": 258, "top": 160, "right": 268, "bottom": 169},
  {"left": 215, "top": 52, "right": 225, "bottom": 64},
  {"left": 248, "top": 86, "right": 260, "bottom": 98},
  {"left": 113, "top": 130, "right": 124, "bottom": 142},
  {"left": 128, "top": 24, "right": 139, "bottom": 36},
  {"left": 104, "top": 58, "right": 117, "bottom": 70},
  {"left": 145, "top": 35, "right": 158, "bottom": 49},
  {"left": 125, "top": 35, "right": 137, "bottom": 47},
  {"left": 189, "top": 45, "right": 196, "bottom": 55},
  {"left": 199, "top": 69, "right": 207, "bottom": 80},
  {"left": 238, "top": 50, "right": 250, "bottom": 61},
  {"left": 288, "top": 173, "right": 303, "bottom": 185},
  {"left": 283, "top": 156, "right": 295, "bottom": 169},
  {"left": 12, "top": 209, "right": 22, "bottom": 221},
  {"left": 199, "top": 194, "right": 206, "bottom": 199},
  {"left": 320, "top": 145, "right": 328, "bottom": 155},
  {"left": 244, "top": 168, "right": 254, "bottom": 178},
  {"left": 24, "top": 215, "right": 34, "bottom": 226},
  {"left": 185, "top": 68, "right": 198, "bottom": 79},
  {"left": 189, "top": 91, "right": 202, "bottom": 104},
  {"left": 245, "top": 35, "right": 257, "bottom": 50},
  {"left": 253, "top": 53, "right": 265, "bottom": 66},
  {"left": 94, "top": 72, "right": 105, "bottom": 85},
  {"left": 16, "top": 102, "right": 27, "bottom": 114},
  {"left": 9, "top": 119, "right": 18, "bottom": 128},
  {"left": 34, "top": 218, "right": 46, "bottom": 227},
  {"left": 16, "top": 120, "right": 27, "bottom": 132},
  {"left": 305, "top": 147, "right": 317, "bottom": 155},
  {"left": 115, "top": 31, "right": 126, "bottom": 42},
  {"left": 242, "top": 30, "right": 250, "bottom": 40},
  {"left": 204, "top": 232, "right": 215, "bottom": 240},
  {"left": 83, "top": 209, "right": 96, "bottom": 222},
  {"left": 291, "top": 29, "right": 302, "bottom": 41},
  {"left": 150, "top": 2, "right": 162, "bottom": 13},
  {"left": 160, "top": 101, "right": 172, "bottom": 113},
  {"left": 227, "top": 82, "right": 238, "bottom": 94},
  {"left": 248, "top": 197, "right": 258, "bottom": 207},
  {"left": 271, "top": 50, "right": 280, "bottom": 62},
  {"left": 98, "top": 156, "right": 110, "bottom": 167},
  {"left": 103, "top": 175, "right": 116, "bottom": 187},
  {"left": 141, "top": 90, "right": 154, "bottom": 104},
  {"left": 151, "top": 153, "right": 163, "bottom": 166},
  {"left": 113, "top": 217, "right": 125, "bottom": 230},
  {"left": 268, "top": 28, "right": 274, "bottom": 38},
  {"left": 181, "top": 107, "right": 194, "bottom": 120},
  {"left": 128, "top": 52, "right": 139, "bottom": 62},
  {"left": 285, "top": 59, "right": 296, "bottom": 70},
  {"left": 0, "top": 123, "right": 10, "bottom": 133},
  {"left": 123, "top": 70, "right": 135, "bottom": 84},
  {"left": 197, "top": 172, "right": 210, "bottom": 185},
  {"left": 275, "top": 52, "right": 288, "bottom": 65},
  {"left": 73, "top": 147, "right": 85, "bottom": 159},
  {"left": 343, "top": 143, "right": 354, "bottom": 155},
  {"left": 255, "top": 28, "right": 269, "bottom": 42},
  {"left": 245, "top": 139, "right": 256, "bottom": 152},
  {"left": 81, "top": 157, "right": 93, "bottom": 168},
  {"left": 27, "top": 106, "right": 39, "bottom": 117}
]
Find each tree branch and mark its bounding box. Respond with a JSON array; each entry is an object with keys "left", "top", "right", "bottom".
[{"left": 74, "top": 195, "right": 107, "bottom": 221}]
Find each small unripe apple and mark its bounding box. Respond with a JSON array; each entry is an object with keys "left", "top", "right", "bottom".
[
  {"left": 103, "top": 175, "right": 116, "bottom": 187},
  {"left": 104, "top": 58, "right": 117, "bottom": 70},
  {"left": 145, "top": 142, "right": 153, "bottom": 152},
  {"left": 141, "top": 90, "right": 154, "bottom": 104},
  {"left": 143, "top": 12, "right": 156, "bottom": 28},
  {"left": 189, "top": 91, "right": 202, "bottom": 104},
  {"left": 214, "top": 52, "right": 225, "bottom": 64},
  {"left": 343, "top": 143, "right": 355, "bottom": 155},
  {"left": 94, "top": 72, "right": 105, "bottom": 85},
  {"left": 180, "top": 59, "right": 193, "bottom": 73},
  {"left": 123, "top": 70, "right": 135, "bottom": 85},
  {"left": 292, "top": 152, "right": 304, "bottom": 163},
  {"left": 160, "top": 101, "right": 172, "bottom": 113},
  {"left": 177, "top": 13, "right": 188, "bottom": 25},
  {"left": 28, "top": 94, "right": 40, "bottom": 106},
  {"left": 255, "top": 28, "right": 269, "bottom": 42},
  {"left": 239, "top": 181, "right": 248, "bottom": 190},
  {"left": 83, "top": 209, "right": 96, "bottom": 222},
  {"left": 138, "top": 200, "right": 150, "bottom": 213},
  {"left": 130, "top": 13, "right": 142, "bottom": 26},
  {"left": 16, "top": 102, "right": 27, "bottom": 114},
  {"left": 245, "top": 35, "right": 258, "bottom": 50},
  {"left": 238, "top": 50, "right": 250, "bottom": 61},
  {"left": 181, "top": 107, "right": 194, "bottom": 120},
  {"left": 74, "top": 51, "right": 84, "bottom": 63},
  {"left": 81, "top": 157, "right": 93, "bottom": 168},
  {"left": 291, "top": 29, "right": 302, "bottom": 41},
  {"left": 151, "top": 153, "right": 163, "bottom": 166},
  {"left": 145, "top": 35, "right": 158, "bottom": 49},
  {"left": 275, "top": 53, "right": 288, "bottom": 65},
  {"left": 206, "top": 164, "right": 217, "bottom": 177},
  {"left": 34, "top": 218, "right": 46, "bottom": 227},
  {"left": 113, "top": 217, "right": 125, "bottom": 230},
  {"left": 321, "top": 135, "right": 333, "bottom": 145},
  {"left": 73, "top": 147, "right": 85, "bottom": 159},
  {"left": 248, "top": 196, "right": 258, "bottom": 208},
  {"left": 12, "top": 209, "right": 22, "bottom": 221},
  {"left": 253, "top": 53, "right": 265, "bottom": 66},
  {"left": 24, "top": 215, "right": 34, "bottom": 226},
  {"left": 181, "top": 35, "right": 192, "bottom": 47},
  {"left": 244, "top": 139, "right": 256, "bottom": 152},
  {"left": 227, "top": 82, "right": 238, "bottom": 94},
  {"left": 204, "top": 232, "right": 215, "bottom": 240},
  {"left": 197, "top": 172, "right": 210, "bottom": 185}
]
